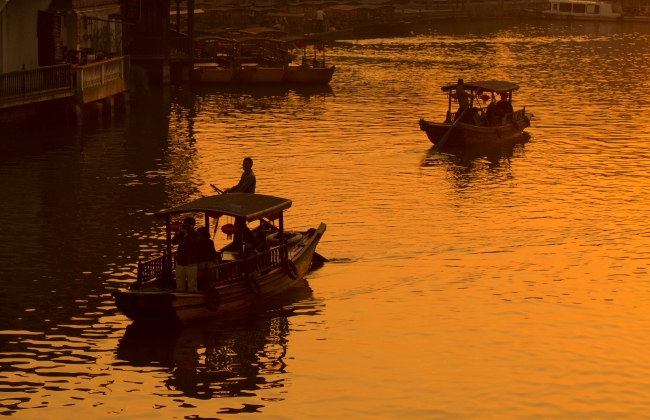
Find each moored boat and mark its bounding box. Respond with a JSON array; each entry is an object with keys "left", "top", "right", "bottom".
[
  {"left": 193, "top": 63, "right": 234, "bottom": 83},
  {"left": 231, "top": 37, "right": 285, "bottom": 83},
  {"left": 278, "top": 37, "right": 335, "bottom": 83},
  {"left": 110, "top": 193, "right": 326, "bottom": 324},
  {"left": 524, "top": 0, "right": 623, "bottom": 21},
  {"left": 419, "top": 80, "right": 532, "bottom": 148}
]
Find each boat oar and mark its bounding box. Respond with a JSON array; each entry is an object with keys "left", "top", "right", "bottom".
[
  {"left": 432, "top": 107, "right": 469, "bottom": 152},
  {"left": 210, "top": 184, "right": 224, "bottom": 194}
]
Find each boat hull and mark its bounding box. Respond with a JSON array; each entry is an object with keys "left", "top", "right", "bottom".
[
  {"left": 306, "top": 28, "right": 354, "bottom": 41},
  {"left": 111, "top": 223, "right": 326, "bottom": 323},
  {"left": 282, "top": 66, "right": 335, "bottom": 83},
  {"left": 234, "top": 66, "right": 284, "bottom": 83},
  {"left": 524, "top": 8, "right": 621, "bottom": 21},
  {"left": 353, "top": 21, "right": 413, "bottom": 37},
  {"left": 419, "top": 116, "right": 531, "bottom": 148},
  {"left": 193, "top": 67, "right": 233, "bottom": 83}
]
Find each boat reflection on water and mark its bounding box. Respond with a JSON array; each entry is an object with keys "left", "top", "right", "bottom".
[
  {"left": 114, "top": 279, "right": 321, "bottom": 401},
  {"left": 421, "top": 134, "right": 531, "bottom": 188}
]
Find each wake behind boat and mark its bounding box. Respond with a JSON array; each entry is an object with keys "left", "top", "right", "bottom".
[
  {"left": 111, "top": 193, "right": 326, "bottom": 324},
  {"left": 419, "top": 80, "right": 532, "bottom": 149}
]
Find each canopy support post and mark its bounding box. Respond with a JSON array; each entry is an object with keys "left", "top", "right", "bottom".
[
  {"left": 279, "top": 211, "right": 286, "bottom": 260},
  {"left": 165, "top": 215, "right": 173, "bottom": 287},
  {"left": 205, "top": 212, "right": 209, "bottom": 230},
  {"left": 447, "top": 91, "right": 452, "bottom": 122},
  {"left": 237, "top": 217, "right": 245, "bottom": 260}
]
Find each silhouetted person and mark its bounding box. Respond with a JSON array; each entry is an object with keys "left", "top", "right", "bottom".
[
  {"left": 197, "top": 226, "right": 219, "bottom": 269},
  {"left": 455, "top": 78, "right": 472, "bottom": 122},
  {"left": 495, "top": 93, "right": 514, "bottom": 125},
  {"left": 224, "top": 157, "right": 256, "bottom": 194},
  {"left": 172, "top": 217, "right": 201, "bottom": 292}
]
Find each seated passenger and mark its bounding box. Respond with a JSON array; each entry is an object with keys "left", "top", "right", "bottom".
[
  {"left": 197, "top": 227, "right": 219, "bottom": 269},
  {"left": 495, "top": 93, "right": 514, "bottom": 125},
  {"left": 485, "top": 93, "right": 497, "bottom": 126}
]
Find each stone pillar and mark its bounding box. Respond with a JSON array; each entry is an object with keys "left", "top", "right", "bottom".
[
  {"left": 163, "top": 60, "right": 171, "bottom": 85},
  {"left": 182, "top": 64, "right": 190, "bottom": 82},
  {"left": 93, "top": 102, "right": 103, "bottom": 123},
  {"left": 104, "top": 96, "right": 115, "bottom": 118}
]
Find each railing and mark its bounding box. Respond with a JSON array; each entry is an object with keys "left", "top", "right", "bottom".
[
  {"left": 512, "top": 108, "right": 526, "bottom": 121},
  {"left": 77, "top": 56, "right": 125, "bottom": 91},
  {"left": 244, "top": 245, "right": 285, "bottom": 275},
  {"left": 125, "top": 37, "right": 192, "bottom": 58},
  {"left": 137, "top": 250, "right": 177, "bottom": 283},
  {"left": 136, "top": 244, "right": 287, "bottom": 288},
  {"left": 0, "top": 64, "right": 72, "bottom": 103}
]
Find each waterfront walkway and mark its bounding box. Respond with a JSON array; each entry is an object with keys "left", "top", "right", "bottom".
[{"left": 0, "top": 56, "right": 129, "bottom": 122}]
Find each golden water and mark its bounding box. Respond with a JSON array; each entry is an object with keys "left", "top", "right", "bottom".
[{"left": 1, "top": 20, "right": 650, "bottom": 418}]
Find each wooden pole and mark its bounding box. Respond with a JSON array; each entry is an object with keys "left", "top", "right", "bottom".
[
  {"left": 165, "top": 215, "right": 173, "bottom": 284},
  {"left": 238, "top": 217, "right": 245, "bottom": 259},
  {"left": 176, "top": 0, "right": 181, "bottom": 32},
  {"left": 205, "top": 212, "right": 209, "bottom": 230},
  {"left": 188, "top": 0, "right": 195, "bottom": 62},
  {"left": 279, "top": 211, "right": 285, "bottom": 259},
  {"left": 164, "top": 0, "right": 171, "bottom": 61}
]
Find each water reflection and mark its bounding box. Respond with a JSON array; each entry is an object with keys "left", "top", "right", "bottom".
[
  {"left": 115, "top": 280, "right": 320, "bottom": 404},
  {"left": 421, "top": 134, "right": 530, "bottom": 189}
]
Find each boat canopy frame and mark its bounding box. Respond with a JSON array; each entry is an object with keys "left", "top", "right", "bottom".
[
  {"left": 155, "top": 193, "right": 292, "bottom": 222},
  {"left": 155, "top": 193, "right": 292, "bottom": 280},
  {"left": 441, "top": 80, "right": 520, "bottom": 94}
]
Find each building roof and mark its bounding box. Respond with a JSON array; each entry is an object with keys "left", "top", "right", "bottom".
[
  {"left": 48, "top": 0, "right": 120, "bottom": 12},
  {"left": 155, "top": 193, "right": 292, "bottom": 222}
]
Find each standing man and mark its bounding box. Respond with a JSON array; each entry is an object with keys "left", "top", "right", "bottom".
[
  {"left": 172, "top": 216, "right": 201, "bottom": 292},
  {"left": 225, "top": 157, "right": 256, "bottom": 194},
  {"left": 315, "top": 7, "right": 327, "bottom": 33},
  {"left": 455, "top": 78, "right": 472, "bottom": 122}
]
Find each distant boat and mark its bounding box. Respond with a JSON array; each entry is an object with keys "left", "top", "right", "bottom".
[
  {"left": 111, "top": 193, "right": 326, "bottom": 324},
  {"left": 277, "top": 37, "right": 336, "bottom": 83},
  {"left": 419, "top": 80, "right": 532, "bottom": 148},
  {"left": 524, "top": 0, "right": 623, "bottom": 21}
]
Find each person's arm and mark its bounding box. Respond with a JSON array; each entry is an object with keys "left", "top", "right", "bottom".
[{"left": 172, "top": 230, "right": 184, "bottom": 245}]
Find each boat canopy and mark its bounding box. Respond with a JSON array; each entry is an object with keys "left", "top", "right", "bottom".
[
  {"left": 276, "top": 36, "right": 323, "bottom": 45},
  {"left": 155, "top": 193, "right": 292, "bottom": 222},
  {"left": 441, "top": 80, "right": 520, "bottom": 94},
  {"left": 239, "top": 27, "right": 288, "bottom": 36}
]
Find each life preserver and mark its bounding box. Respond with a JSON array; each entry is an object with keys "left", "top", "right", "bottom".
[
  {"left": 285, "top": 259, "right": 299, "bottom": 280},
  {"left": 248, "top": 276, "right": 263, "bottom": 297},
  {"left": 267, "top": 232, "right": 303, "bottom": 245},
  {"left": 204, "top": 288, "right": 221, "bottom": 312}
]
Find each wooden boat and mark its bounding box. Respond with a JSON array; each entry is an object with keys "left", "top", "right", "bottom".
[
  {"left": 231, "top": 37, "right": 285, "bottom": 83},
  {"left": 523, "top": 0, "right": 623, "bottom": 21},
  {"left": 419, "top": 80, "right": 532, "bottom": 148},
  {"left": 110, "top": 193, "right": 326, "bottom": 324},
  {"left": 277, "top": 37, "right": 336, "bottom": 83},
  {"left": 193, "top": 63, "right": 234, "bottom": 83},
  {"left": 306, "top": 28, "right": 354, "bottom": 41}
]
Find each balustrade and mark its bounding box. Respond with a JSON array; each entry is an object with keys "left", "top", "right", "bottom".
[{"left": 0, "top": 64, "right": 72, "bottom": 103}]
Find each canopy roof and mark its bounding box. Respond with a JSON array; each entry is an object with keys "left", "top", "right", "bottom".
[
  {"left": 231, "top": 36, "right": 281, "bottom": 43},
  {"left": 239, "top": 27, "right": 289, "bottom": 36},
  {"left": 156, "top": 193, "right": 292, "bottom": 222},
  {"left": 266, "top": 12, "right": 305, "bottom": 18},
  {"left": 441, "top": 80, "right": 520, "bottom": 94},
  {"left": 329, "top": 4, "right": 393, "bottom": 11},
  {"left": 277, "top": 36, "right": 323, "bottom": 45}
]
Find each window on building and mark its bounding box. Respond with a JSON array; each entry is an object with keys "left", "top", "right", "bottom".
[
  {"left": 559, "top": 3, "right": 571, "bottom": 12},
  {"left": 572, "top": 4, "right": 586, "bottom": 12}
]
